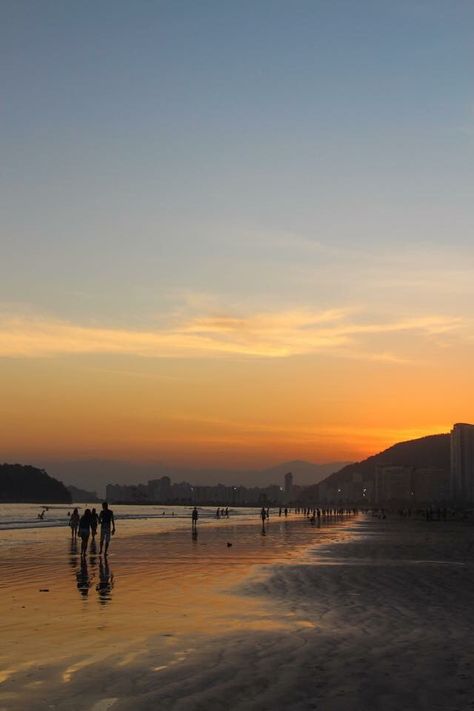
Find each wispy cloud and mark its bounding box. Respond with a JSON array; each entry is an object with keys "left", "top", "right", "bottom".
[{"left": 0, "top": 307, "right": 464, "bottom": 360}]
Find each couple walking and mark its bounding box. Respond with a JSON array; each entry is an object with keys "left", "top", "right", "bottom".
[{"left": 76, "top": 502, "right": 116, "bottom": 558}]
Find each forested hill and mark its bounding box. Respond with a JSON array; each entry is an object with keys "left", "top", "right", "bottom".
[
  {"left": 0, "top": 464, "right": 72, "bottom": 503},
  {"left": 320, "top": 433, "right": 450, "bottom": 488}
]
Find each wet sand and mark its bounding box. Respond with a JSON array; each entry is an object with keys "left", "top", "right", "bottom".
[{"left": 1, "top": 514, "right": 474, "bottom": 710}]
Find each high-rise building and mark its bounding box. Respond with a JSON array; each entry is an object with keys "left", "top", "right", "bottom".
[
  {"left": 284, "top": 472, "right": 293, "bottom": 494},
  {"left": 450, "top": 423, "right": 474, "bottom": 505}
]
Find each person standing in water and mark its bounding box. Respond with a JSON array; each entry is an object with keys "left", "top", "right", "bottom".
[
  {"left": 99, "top": 501, "right": 115, "bottom": 556},
  {"left": 192, "top": 506, "right": 199, "bottom": 531}
]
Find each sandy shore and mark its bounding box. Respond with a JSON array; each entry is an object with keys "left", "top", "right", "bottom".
[{"left": 1, "top": 513, "right": 474, "bottom": 710}]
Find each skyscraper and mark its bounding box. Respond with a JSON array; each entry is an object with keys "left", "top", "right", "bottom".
[
  {"left": 284, "top": 472, "right": 293, "bottom": 496},
  {"left": 450, "top": 423, "right": 474, "bottom": 505}
]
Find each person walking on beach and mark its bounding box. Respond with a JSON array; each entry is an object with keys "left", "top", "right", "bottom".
[
  {"left": 78, "top": 508, "right": 92, "bottom": 558},
  {"left": 260, "top": 506, "right": 267, "bottom": 534},
  {"left": 90, "top": 508, "right": 99, "bottom": 539},
  {"left": 192, "top": 506, "right": 199, "bottom": 531},
  {"left": 99, "top": 502, "right": 115, "bottom": 556},
  {"left": 69, "top": 508, "right": 80, "bottom": 539}
]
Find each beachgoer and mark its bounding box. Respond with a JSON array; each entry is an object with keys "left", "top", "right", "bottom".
[
  {"left": 79, "top": 508, "right": 92, "bottom": 558},
  {"left": 99, "top": 501, "right": 115, "bottom": 556},
  {"left": 90, "top": 508, "right": 99, "bottom": 539},
  {"left": 192, "top": 506, "right": 198, "bottom": 530},
  {"left": 69, "top": 508, "right": 80, "bottom": 539}
]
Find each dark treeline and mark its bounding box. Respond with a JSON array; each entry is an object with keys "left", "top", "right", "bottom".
[{"left": 0, "top": 464, "right": 72, "bottom": 503}]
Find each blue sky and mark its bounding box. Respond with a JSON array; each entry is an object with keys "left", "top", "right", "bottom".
[{"left": 2, "top": 0, "right": 474, "bottom": 320}]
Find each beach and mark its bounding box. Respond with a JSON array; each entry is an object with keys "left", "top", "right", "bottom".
[{"left": 1, "top": 509, "right": 474, "bottom": 710}]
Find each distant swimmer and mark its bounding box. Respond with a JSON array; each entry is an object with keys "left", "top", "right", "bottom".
[
  {"left": 192, "top": 506, "right": 199, "bottom": 530},
  {"left": 98, "top": 502, "right": 115, "bottom": 556},
  {"left": 69, "top": 508, "right": 80, "bottom": 539},
  {"left": 79, "top": 508, "right": 92, "bottom": 558}
]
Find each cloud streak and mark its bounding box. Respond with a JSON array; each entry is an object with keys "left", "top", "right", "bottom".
[{"left": 0, "top": 307, "right": 464, "bottom": 360}]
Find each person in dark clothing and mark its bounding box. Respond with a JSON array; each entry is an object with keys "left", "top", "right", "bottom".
[
  {"left": 78, "top": 508, "right": 92, "bottom": 558},
  {"left": 99, "top": 502, "right": 115, "bottom": 556}
]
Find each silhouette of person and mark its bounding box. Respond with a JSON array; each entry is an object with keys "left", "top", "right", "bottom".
[
  {"left": 260, "top": 506, "right": 267, "bottom": 534},
  {"left": 98, "top": 501, "right": 115, "bottom": 556},
  {"left": 79, "top": 508, "right": 92, "bottom": 558},
  {"left": 69, "top": 508, "right": 80, "bottom": 539},
  {"left": 192, "top": 506, "right": 198, "bottom": 530},
  {"left": 90, "top": 508, "right": 99, "bottom": 539}
]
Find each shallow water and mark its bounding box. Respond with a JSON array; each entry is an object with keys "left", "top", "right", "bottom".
[{"left": 0, "top": 503, "right": 263, "bottom": 532}]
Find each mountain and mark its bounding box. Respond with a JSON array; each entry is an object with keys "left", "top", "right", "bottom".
[
  {"left": 318, "top": 434, "right": 450, "bottom": 488},
  {"left": 0, "top": 463, "right": 72, "bottom": 503},
  {"left": 42, "top": 458, "right": 351, "bottom": 495}
]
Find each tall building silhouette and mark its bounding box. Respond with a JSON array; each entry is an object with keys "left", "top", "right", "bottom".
[
  {"left": 284, "top": 472, "right": 293, "bottom": 495},
  {"left": 450, "top": 423, "right": 474, "bottom": 504}
]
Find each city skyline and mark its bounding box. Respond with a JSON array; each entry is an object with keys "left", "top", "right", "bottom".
[{"left": 2, "top": 1, "right": 474, "bottom": 472}]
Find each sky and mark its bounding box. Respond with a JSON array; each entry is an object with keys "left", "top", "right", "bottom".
[{"left": 1, "top": 0, "right": 474, "bottom": 475}]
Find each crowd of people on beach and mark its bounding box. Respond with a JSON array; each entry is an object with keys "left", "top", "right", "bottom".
[{"left": 68, "top": 501, "right": 116, "bottom": 558}]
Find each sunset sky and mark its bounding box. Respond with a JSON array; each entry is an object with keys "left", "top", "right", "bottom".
[{"left": 2, "top": 1, "right": 474, "bottom": 473}]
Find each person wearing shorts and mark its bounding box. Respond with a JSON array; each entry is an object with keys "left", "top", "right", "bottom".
[{"left": 99, "top": 501, "right": 115, "bottom": 556}]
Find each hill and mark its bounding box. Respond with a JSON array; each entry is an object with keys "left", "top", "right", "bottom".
[
  {"left": 67, "top": 485, "right": 100, "bottom": 503},
  {"left": 0, "top": 464, "right": 72, "bottom": 503},
  {"left": 319, "top": 433, "right": 450, "bottom": 488}
]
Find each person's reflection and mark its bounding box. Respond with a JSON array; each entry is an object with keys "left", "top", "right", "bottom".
[
  {"left": 89, "top": 539, "right": 98, "bottom": 566},
  {"left": 76, "top": 558, "right": 92, "bottom": 597},
  {"left": 96, "top": 557, "right": 114, "bottom": 605},
  {"left": 69, "top": 538, "right": 79, "bottom": 569},
  {"left": 192, "top": 528, "right": 198, "bottom": 542}
]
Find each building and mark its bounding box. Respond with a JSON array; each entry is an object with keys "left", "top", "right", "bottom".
[
  {"left": 375, "top": 465, "right": 413, "bottom": 506},
  {"left": 284, "top": 472, "right": 293, "bottom": 502},
  {"left": 450, "top": 423, "right": 474, "bottom": 505},
  {"left": 413, "top": 467, "right": 448, "bottom": 505}
]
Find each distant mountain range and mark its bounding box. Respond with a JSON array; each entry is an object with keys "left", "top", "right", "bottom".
[
  {"left": 41, "top": 458, "right": 351, "bottom": 496},
  {"left": 319, "top": 433, "right": 450, "bottom": 488}
]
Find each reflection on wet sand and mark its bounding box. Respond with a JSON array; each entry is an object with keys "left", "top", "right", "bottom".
[
  {"left": 97, "top": 557, "right": 114, "bottom": 604},
  {"left": 76, "top": 559, "right": 92, "bottom": 597},
  {"left": 69, "top": 538, "right": 114, "bottom": 603}
]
